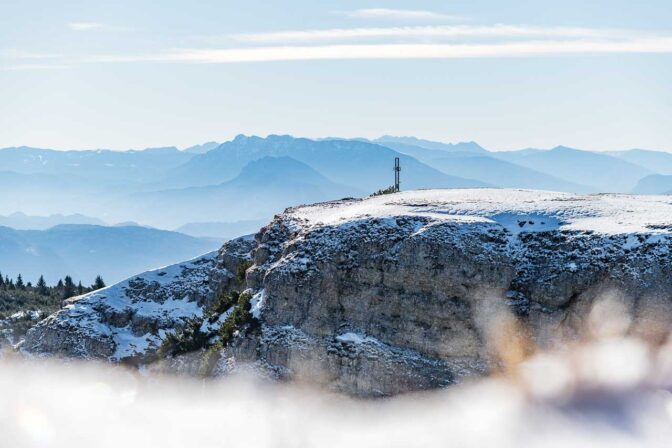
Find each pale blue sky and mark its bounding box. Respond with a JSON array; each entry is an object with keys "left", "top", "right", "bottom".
[{"left": 1, "top": 0, "right": 671, "bottom": 151}]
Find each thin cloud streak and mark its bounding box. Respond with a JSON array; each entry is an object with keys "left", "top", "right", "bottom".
[
  {"left": 231, "top": 25, "right": 618, "bottom": 44},
  {"left": 0, "top": 64, "right": 68, "bottom": 71},
  {"left": 1, "top": 49, "right": 62, "bottom": 59},
  {"left": 69, "top": 22, "right": 106, "bottom": 30},
  {"left": 94, "top": 38, "right": 672, "bottom": 64},
  {"left": 346, "top": 8, "right": 463, "bottom": 21},
  {"left": 68, "top": 22, "right": 129, "bottom": 32}
]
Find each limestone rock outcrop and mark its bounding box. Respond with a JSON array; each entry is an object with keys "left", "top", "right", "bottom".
[{"left": 24, "top": 189, "right": 672, "bottom": 395}]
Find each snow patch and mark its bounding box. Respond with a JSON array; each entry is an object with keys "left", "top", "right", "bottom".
[
  {"left": 113, "top": 329, "right": 156, "bottom": 360},
  {"left": 200, "top": 308, "right": 233, "bottom": 333},
  {"left": 250, "top": 289, "right": 266, "bottom": 319},
  {"left": 336, "top": 332, "right": 379, "bottom": 345}
]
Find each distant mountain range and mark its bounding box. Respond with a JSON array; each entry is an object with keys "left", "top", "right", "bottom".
[
  {"left": 0, "top": 224, "right": 218, "bottom": 284},
  {"left": 176, "top": 219, "right": 267, "bottom": 240},
  {"left": 0, "top": 212, "right": 105, "bottom": 230},
  {"left": 607, "top": 149, "right": 672, "bottom": 175},
  {"left": 183, "top": 141, "right": 220, "bottom": 154},
  {"left": 374, "top": 136, "right": 489, "bottom": 155},
  {"left": 168, "top": 135, "right": 485, "bottom": 191},
  {"left": 0, "top": 145, "right": 192, "bottom": 183},
  {"left": 132, "top": 156, "right": 368, "bottom": 224},
  {"left": 492, "top": 146, "right": 652, "bottom": 192},
  {"left": 632, "top": 174, "right": 672, "bottom": 195},
  {"left": 1, "top": 135, "right": 671, "bottom": 231},
  {"left": 2, "top": 134, "right": 671, "bottom": 283}
]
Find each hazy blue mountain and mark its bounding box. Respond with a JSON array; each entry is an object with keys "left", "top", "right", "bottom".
[
  {"left": 0, "top": 213, "right": 106, "bottom": 230},
  {"left": 0, "top": 170, "right": 80, "bottom": 188},
  {"left": 0, "top": 146, "right": 197, "bottom": 221},
  {"left": 113, "top": 221, "right": 145, "bottom": 227},
  {"left": 3, "top": 136, "right": 665, "bottom": 232},
  {"left": 133, "top": 156, "right": 368, "bottom": 227},
  {"left": 374, "top": 136, "right": 489, "bottom": 154},
  {"left": 176, "top": 219, "right": 267, "bottom": 239},
  {"left": 425, "top": 154, "right": 594, "bottom": 193},
  {"left": 223, "top": 156, "right": 349, "bottom": 190},
  {"left": 493, "top": 149, "right": 545, "bottom": 161},
  {"left": 0, "top": 146, "right": 194, "bottom": 183},
  {"left": 169, "top": 135, "right": 488, "bottom": 191},
  {"left": 373, "top": 141, "right": 463, "bottom": 162},
  {"left": 493, "top": 146, "right": 652, "bottom": 192},
  {"left": 0, "top": 170, "right": 110, "bottom": 217},
  {"left": 608, "top": 149, "right": 672, "bottom": 175},
  {"left": 0, "top": 225, "right": 218, "bottom": 284},
  {"left": 632, "top": 174, "right": 672, "bottom": 194},
  {"left": 375, "top": 141, "right": 592, "bottom": 193},
  {"left": 183, "top": 141, "right": 220, "bottom": 154}
]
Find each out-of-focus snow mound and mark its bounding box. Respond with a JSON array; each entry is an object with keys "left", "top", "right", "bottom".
[{"left": 5, "top": 296, "right": 672, "bottom": 448}]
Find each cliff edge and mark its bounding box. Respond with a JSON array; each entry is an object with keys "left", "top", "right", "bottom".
[{"left": 24, "top": 189, "right": 672, "bottom": 395}]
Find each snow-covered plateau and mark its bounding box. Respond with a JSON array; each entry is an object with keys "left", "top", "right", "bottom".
[{"left": 23, "top": 189, "right": 672, "bottom": 395}]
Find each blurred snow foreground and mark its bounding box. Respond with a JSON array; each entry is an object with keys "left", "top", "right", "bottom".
[{"left": 4, "top": 296, "right": 672, "bottom": 448}]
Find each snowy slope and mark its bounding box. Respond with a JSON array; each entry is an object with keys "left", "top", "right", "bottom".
[
  {"left": 290, "top": 189, "right": 672, "bottom": 235},
  {"left": 24, "top": 252, "right": 222, "bottom": 361}
]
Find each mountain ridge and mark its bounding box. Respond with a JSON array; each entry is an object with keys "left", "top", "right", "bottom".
[
  {"left": 24, "top": 188, "right": 672, "bottom": 396},
  {"left": 0, "top": 224, "right": 218, "bottom": 284}
]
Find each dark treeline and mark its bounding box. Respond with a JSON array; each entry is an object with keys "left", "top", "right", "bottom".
[{"left": 0, "top": 272, "right": 106, "bottom": 318}]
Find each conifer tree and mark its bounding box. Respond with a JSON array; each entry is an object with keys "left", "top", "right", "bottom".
[
  {"left": 0, "top": 273, "right": 4, "bottom": 289},
  {"left": 92, "top": 275, "right": 106, "bottom": 290},
  {"left": 36, "top": 275, "right": 48, "bottom": 295},
  {"left": 77, "top": 281, "right": 84, "bottom": 296},
  {"left": 16, "top": 274, "right": 25, "bottom": 290},
  {"left": 62, "top": 275, "right": 76, "bottom": 299}
]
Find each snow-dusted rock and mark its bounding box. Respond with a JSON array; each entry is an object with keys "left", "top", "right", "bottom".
[
  {"left": 23, "top": 252, "right": 218, "bottom": 362},
  {"left": 24, "top": 189, "right": 672, "bottom": 394},
  {"left": 22, "top": 234, "right": 256, "bottom": 363}
]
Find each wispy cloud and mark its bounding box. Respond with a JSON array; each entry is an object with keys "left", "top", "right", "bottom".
[
  {"left": 231, "top": 25, "right": 615, "bottom": 44},
  {"left": 69, "top": 22, "right": 105, "bottom": 31},
  {"left": 346, "top": 8, "right": 463, "bottom": 21},
  {"left": 0, "top": 64, "right": 68, "bottom": 71},
  {"left": 93, "top": 38, "right": 672, "bottom": 64},
  {"left": 13, "top": 22, "right": 672, "bottom": 68},
  {"left": 0, "top": 49, "right": 65, "bottom": 70},
  {"left": 1, "top": 49, "right": 62, "bottom": 59},
  {"left": 68, "top": 22, "right": 128, "bottom": 32}
]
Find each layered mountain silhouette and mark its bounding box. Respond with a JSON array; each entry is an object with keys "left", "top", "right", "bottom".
[
  {"left": 0, "top": 224, "right": 218, "bottom": 284},
  {"left": 632, "top": 174, "right": 672, "bottom": 194},
  {"left": 0, "top": 135, "right": 670, "bottom": 231},
  {"left": 374, "top": 136, "right": 489, "bottom": 154},
  {"left": 0, "top": 146, "right": 192, "bottom": 183},
  {"left": 607, "top": 149, "right": 672, "bottom": 175},
  {"left": 1, "top": 134, "right": 671, "bottom": 283},
  {"left": 426, "top": 154, "right": 593, "bottom": 193},
  {"left": 493, "top": 146, "right": 653, "bottom": 192},
  {"left": 0, "top": 212, "right": 105, "bottom": 230},
  {"left": 176, "top": 219, "right": 267, "bottom": 239},
  {"left": 131, "top": 156, "right": 367, "bottom": 226},
  {"left": 168, "top": 135, "right": 487, "bottom": 191}
]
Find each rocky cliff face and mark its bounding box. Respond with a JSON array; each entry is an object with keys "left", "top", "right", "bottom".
[{"left": 24, "top": 189, "right": 672, "bottom": 395}]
